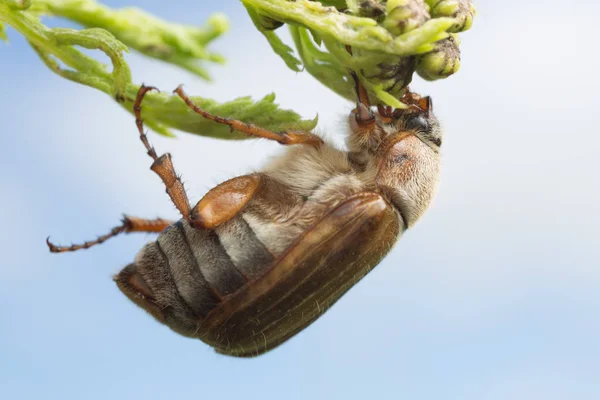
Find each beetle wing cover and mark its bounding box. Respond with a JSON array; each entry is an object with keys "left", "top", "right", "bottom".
[{"left": 202, "top": 192, "right": 402, "bottom": 357}]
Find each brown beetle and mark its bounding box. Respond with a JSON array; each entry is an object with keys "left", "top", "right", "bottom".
[{"left": 48, "top": 74, "right": 442, "bottom": 357}]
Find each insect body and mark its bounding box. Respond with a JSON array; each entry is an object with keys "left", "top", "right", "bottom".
[{"left": 48, "top": 75, "right": 442, "bottom": 357}]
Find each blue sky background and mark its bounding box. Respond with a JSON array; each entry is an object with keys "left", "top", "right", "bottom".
[{"left": 1, "top": 0, "right": 599, "bottom": 399}]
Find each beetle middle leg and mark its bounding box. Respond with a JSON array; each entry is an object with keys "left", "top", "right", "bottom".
[
  {"left": 173, "top": 85, "right": 323, "bottom": 148},
  {"left": 47, "top": 216, "right": 173, "bottom": 253},
  {"left": 135, "top": 85, "right": 192, "bottom": 220}
]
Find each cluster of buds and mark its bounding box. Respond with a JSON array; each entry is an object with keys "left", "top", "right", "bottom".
[
  {"left": 359, "top": 0, "right": 473, "bottom": 101},
  {"left": 245, "top": 0, "right": 475, "bottom": 107},
  {"left": 426, "top": 0, "right": 476, "bottom": 32}
]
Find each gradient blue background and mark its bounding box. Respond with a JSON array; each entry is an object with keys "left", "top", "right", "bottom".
[{"left": 1, "top": 0, "right": 599, "bottom": 398}]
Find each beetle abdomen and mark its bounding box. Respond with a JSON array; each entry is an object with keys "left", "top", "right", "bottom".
[{"left": 117, "top": 216, "right": 276, "bottom": 335}]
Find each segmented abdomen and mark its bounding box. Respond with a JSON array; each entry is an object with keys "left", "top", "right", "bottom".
[{"left": 134, "top": 215, "right": 275, "bottom": 319}]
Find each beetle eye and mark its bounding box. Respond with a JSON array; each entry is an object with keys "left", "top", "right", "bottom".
[{"left": 405, "top": 114, "right": 429, "bottom": 131}]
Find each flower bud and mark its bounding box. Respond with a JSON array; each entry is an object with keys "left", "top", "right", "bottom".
[
  {"left": 356, "top": 0, "right": 386, "bottom": 19},
  {"left": 357, "top": 51, "right": 417, "bottom": 101},
  {"left": 383, "top": 0, "right": 431, "bottom": 36},
  {"left": 426, "top": 0, "right": 475, "bottom": 32},
  {"left": 415, "top": 34, "right": 461, "bottom": 80}
]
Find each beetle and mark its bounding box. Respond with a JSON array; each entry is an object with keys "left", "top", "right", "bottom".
[{"left": 48, "top": 73, "right": 442, "bottom": 357}]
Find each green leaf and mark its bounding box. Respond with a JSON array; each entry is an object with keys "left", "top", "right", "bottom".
[
  {"left": 289, "top": 25, "right": 354, "bottom": 101},
  {"left": 0, "top": 21, "right": 7, "bottom": 41},
  {"left": 31, "top": 0, "right": 229, "bottom": 80},
  {"left": 245, "top": 4, "right": 302, "bottom": 72},
  {"left": 0, "top": 0, "right": 475, "bottom": 141},
  {"left": 0, "top": 0, "right": 316, "bottom": 139},
  {"left": 124, "top": 87, "right": 318, "bottom": 140}
]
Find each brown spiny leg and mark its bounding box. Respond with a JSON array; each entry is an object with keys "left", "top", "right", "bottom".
[
  {"left": 173, "top": 85, "right": 323, "bottom": 147},
  {"left": 135, "top": 85, "right": 191, "bottom": 220},
  {"left": 397, "top": 87, "right": 430, "bottom": 114},
  {"left": 345, "top": 44, "right": 376, "bottom": 130},
  {"left": 349, "top": 71, "right": 376, "bottom": 131},
  {"left": 400, "top": 86, "right": 421, "bottom": 105},
  {"left": 47, "top": 216, "right": 173, "bottom": 253}
]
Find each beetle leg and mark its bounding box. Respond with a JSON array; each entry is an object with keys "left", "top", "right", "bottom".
[
  {"left": 134, "top": 85, "right": 192, "bottom": 220},
  {"left": 191, "top": 174, "right": 261, "bottom": 230},
  {"left": 47, "top": 216, "right": 173, "bottom": 253},
  {"left": 349, "top": 71, "right": 375, "bottom": 130},
  {"left": 190, "top": 174, "right": 305, "bottom": 230},
  {"left": 173, "top": 85, "right": 323, "bottom": 148}
]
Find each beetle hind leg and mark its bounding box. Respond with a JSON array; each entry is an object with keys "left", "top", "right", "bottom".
[{"left": 46, "top": 215, "right": 173, "bottom": 253}]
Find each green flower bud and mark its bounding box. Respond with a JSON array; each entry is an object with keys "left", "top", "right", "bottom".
[
  {"left": 356, "top": 0, "right": 386, "bottom": 19},
  {"left": 415, "top": 34, "right": 461, "bottom": 80},
  {"left": 373, "top": 55, "right": 416, "bottom": 99},
  {"left": 383, "top": 0, "right": 431, "bottom": 36},
  {"left": 426, "top": 0, "right": 475, "bottom": 32},
  {"left": 355, "top": 49, "right": 417, "bottom": 101}
]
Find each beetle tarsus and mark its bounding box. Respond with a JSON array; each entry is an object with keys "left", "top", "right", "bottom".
[{"left": 46, "top": 216, "right": 173, "bottom": 253}]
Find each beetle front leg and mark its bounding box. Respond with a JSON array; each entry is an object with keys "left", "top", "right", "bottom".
[
  {"left": 173, "top": 86, "right": 323, "bottom": 148},
  {"left": 349, "top": 71, "right": 376, "bottom": 130}
]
